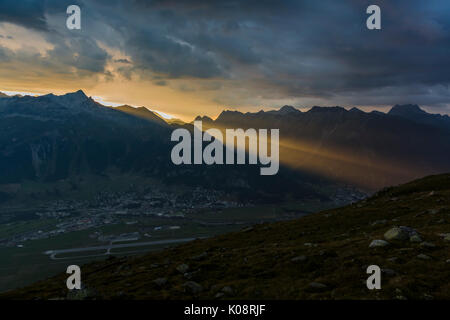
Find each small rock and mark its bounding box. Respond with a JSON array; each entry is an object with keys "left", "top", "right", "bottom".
[
  {"left": 417, "top": 254, "right": 431, "bottom": 260},
  {"left": 215, "top": 292, "right": 225, "bottom": 299},
  {"left": 221, "top": 286, "right": 234, "bottom": 295},
  {"left": 153, "top": 277, "right": 167, "bottom": 287},
  {"left": 444, "top": 235, "right": 450, "bottom": 242},
  {"left": 414, "top": 212, "right": 426, "bottom": 218},
  {"left": 304, "top": 242, "right": 318, "bottom": 247},
  {"left": 399, "top": 226, "right": 418, "bottom": 235},
  {"left": 176, "top": 264, "right": 189, "bottom": 273},
  {"left": 423, "top": 294, "right": 434, "bottom": 300},
  {"left": 384, "top": 227, "right": 409, "bottom": 241},
  {"left": 420, "top": 242, "right": 436, "bottom": 248},
  {"left": 183, "top": 281, "right": 203, "bottom": 295},
  {"left": 446, "top": 259, "right": 450, "bottom": 263},
  {"left": 387, "top": 257, "right": 398, "bottom": 263},
  {"left": 409, "top": 234, "right": 422, "bottom": 242},
  {"left": 66, "top": 287, "right": 98, "bottom": 300},
  {"left": 191, "top": 252, "right": 207, "bottom": 261},
  {"left": 381, "top": 268, "right": 397, "bottom": 276},
  {"left": 309, "top": 282, "right": 327, "bottom": 290},
  {"left": 371, "top": 219, "right": 387, "bottom": 226},
  {"left": 241, "top": 227, "right": 254, "bottom": 232},
  {"left": 291, "top": 255, "right": 307, "bottom": 262},
  {"left": 369, "top": 239, "right": 390, "bottom": 248}
]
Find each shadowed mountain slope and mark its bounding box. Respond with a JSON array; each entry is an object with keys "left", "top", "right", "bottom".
[
  {"left": 196, "top": 105, "right": 450, "bottom": 190},
  {"left": 0, "top": 91, "right": 337, "bottom": 205},
  {"left": 2, "top": 173, "right": 449, "bottom": 300}
]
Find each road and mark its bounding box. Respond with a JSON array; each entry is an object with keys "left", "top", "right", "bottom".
[{"left": 44, "top": 237, "right": 198, "bottom": 260}]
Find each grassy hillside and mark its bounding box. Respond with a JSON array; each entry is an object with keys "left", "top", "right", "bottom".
[{"left": 2, "top": 174, "right": 450, "bottom": 300}]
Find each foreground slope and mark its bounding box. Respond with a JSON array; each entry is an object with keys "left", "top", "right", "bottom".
[{"left": 2, "top": 174, "right": 450, "bottom": 300}]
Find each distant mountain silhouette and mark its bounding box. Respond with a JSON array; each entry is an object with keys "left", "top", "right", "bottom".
[
  {"left": 388, "top": 104, "right": 450, "bottom": 129},
  {"left": 2, "top": 90, "right": 449, "bottom": 201},
  {"left": 266, "top": 105, "right": 302, "bottom": 115},
  {"left": 114, "top": 105, "right": 167, "bottom": 125}
]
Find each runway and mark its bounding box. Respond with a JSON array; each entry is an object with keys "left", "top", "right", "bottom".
[{"left": 44, "top": 237, "right": 197, "bottom": 260}]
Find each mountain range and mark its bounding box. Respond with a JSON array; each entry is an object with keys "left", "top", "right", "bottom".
[
  {"left": 197, "top": 104, "right": 450, "bottom": 189},
  {"left": 0, "top": 90, "right": 449, "bottom": 205},
  {"left": 0, "top": 91, "right": 329, "bottom": 205}
]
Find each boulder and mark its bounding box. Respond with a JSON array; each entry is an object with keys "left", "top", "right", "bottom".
[
  {"left": 309, "top": 282, "right": 328, "bottom": 290},
  {"left": 153, "top": 278, "right": 167, "bottom": 287},
  {"left": 385, "top": 226, "right": 418, "bottom": 241},
  {"left": 409, "top": 234, "right": 422, "bottom": 242},
  {"left": 183, "top": 281, "right": 203, "bottom": 295},
  {"left": 384, "top": 227, "right": 409, "bottom": 241},
  {"left": 291, "top": 255, "right": 307, "bottom": 262},
  {"left": 66, "top": 287, "right": 98, "bottom": 300},
  {"left": 371, "top": 220, "right": 387, "bottom": 226},
  {"left": 304, "top": 242, "right": 318, "bottom": 247},
  {"left": 387, "top": 257, "right": 398, "bottom": 262},
  {"left": 369, "top": 239, "right": 390, "bottom": 248},
  {"left": 176, "top": 264, "right": 189, "bottom": 273},
  {"left": 215, "top": 292, "right": 225, "bottom": 299},
  {"left": 221, "top": 286, "right": 234, "bottom": 295},
  {"left": 381, "top": 268, "right": 397, "bottom": 276},
  {"left": 420, "top": 242, "right": 436, "bottom": 248},
  {"left": 191, "top": 252, "right": 208, "bottom": 261}
]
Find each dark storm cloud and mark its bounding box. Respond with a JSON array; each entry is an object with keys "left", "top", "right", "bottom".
[
  {"left": 0, "top": 0, "right": 47, "bottom": 30},
  {"left": 89, "top": 0, "right": 450, "bottom": 102},
  {"left": 46, "top": 37, "right": 109, "bottom": 73},
  {"left": 1, "top": 0, "right": 450, "bottom": 108},
  {"left": 125, "top": 29, "right": 224, "bottom": 78},
  {"left": 0, "top": 0, "right": 109, "bottom": 77}
]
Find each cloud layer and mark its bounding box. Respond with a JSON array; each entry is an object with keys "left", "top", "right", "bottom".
[{"left": 1, "top": 0, "right": 450, "bottom": 117}]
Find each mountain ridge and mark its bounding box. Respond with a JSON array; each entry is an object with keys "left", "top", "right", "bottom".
[
  {"left": 194, "top": 103, "right": 450, "bottom": 189},
  {"left": 0, "top": 90, "right": 332, "bottom": 205},
  {"left": 2, "top": 90, "right": 450, "bottom": 192}
]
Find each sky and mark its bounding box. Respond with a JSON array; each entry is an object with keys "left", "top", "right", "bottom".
[{"left": 0, "top": 0, "right": 450, "bottom": 121}]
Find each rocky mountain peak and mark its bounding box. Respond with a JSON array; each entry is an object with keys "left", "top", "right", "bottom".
[{"left": 388, "top": 104, "right": 426, "bottom": 116}]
